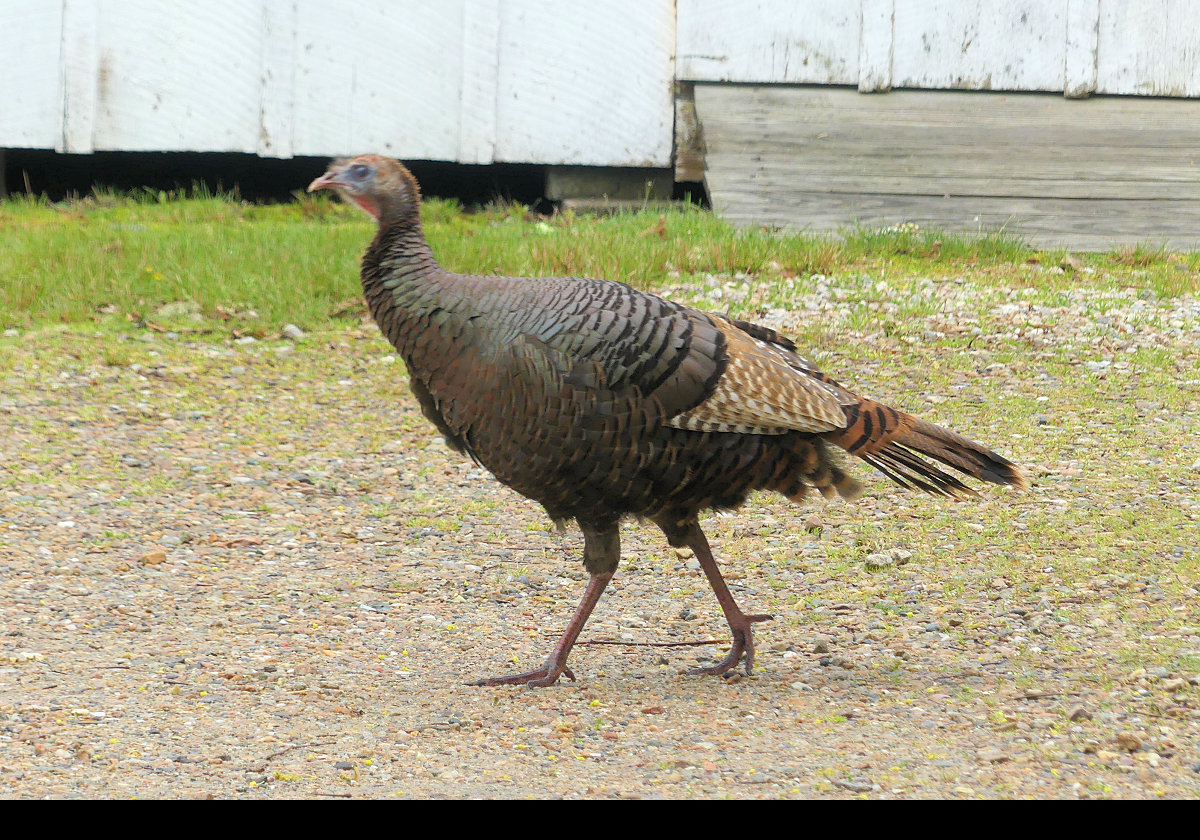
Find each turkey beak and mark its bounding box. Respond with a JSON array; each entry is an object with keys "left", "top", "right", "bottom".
[{"left": 307, "top": 171, "right": 343, "bottom": 193}]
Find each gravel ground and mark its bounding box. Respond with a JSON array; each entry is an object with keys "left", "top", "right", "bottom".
[{"left": 1, "top": 272, "right": 1198, "bottom": 799}]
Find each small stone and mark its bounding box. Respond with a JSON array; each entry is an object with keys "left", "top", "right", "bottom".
[
  {"left": 1162, "top": 677, "right": 1187, "bottom": 692},
  {"left": 865, "top": 552, "right": 893, "bottom": 570},
  {"left": 1067, "top": 705, "right": 1091, "bottom": 722},
  {"left": 1115, "top": 732, "right": 1142, "bottom": 752},
  {"left": 979, "top": 750, "right": 1010, "bottom": 763},
  {"left": 1060, "top": 254, "right": 1083, "bottom": 272},
  {"left": 803, "top": 514, "right": 822, "bottom": 533},
  {"left": 282, "top": 324, "right": 306, "bottom": 341},
  {"left": 1149, "top": 666, "right": 1170, "bottom": 679},
  {"left": 812, "top": 639, "right": 830, "bottom": 654},
  {"left": 140, "top": 550, "right": 167, "bottom": 565},
  {"left": 832, "top": 778, "right": 873, "bottom": 793},
  {"left": 3, "top": 328, "right": 19, "bottom": 337},
  {"left": 234, "top": 336, "right": 256, "bottom": 345}
]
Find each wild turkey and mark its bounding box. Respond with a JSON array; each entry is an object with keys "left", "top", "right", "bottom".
[{"left": 308, "top": 155, "right": 1026, "bottom": 687}]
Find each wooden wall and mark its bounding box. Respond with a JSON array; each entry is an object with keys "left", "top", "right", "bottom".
[
  {"left": 0, "top": 0, "right": 674, "bottom": 166},
  {"left": 678, "top": 0, "right": 1200, "bottom": 97}
]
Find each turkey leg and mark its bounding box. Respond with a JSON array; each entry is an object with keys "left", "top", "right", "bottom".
[
  {"left": 471, "top": 523, "right": 618, "bottom": 688},
  {"left": 683, "top": 523, "right": 773, "bottom": 676}
]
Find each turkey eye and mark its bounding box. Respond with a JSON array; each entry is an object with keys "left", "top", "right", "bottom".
[{"left": 349, "top": 163, "right": 371, "bottom": 179}]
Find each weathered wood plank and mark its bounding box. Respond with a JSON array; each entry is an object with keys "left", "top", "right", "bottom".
[
  {"left": 674, "top": 82, "right": 707, "bottom": 182},
  {"left": 710, "top": 190, "right": 1200, "bottom": 250},
  {"left": 696, "top": 84, "right": 1200, "bottom": 250}
]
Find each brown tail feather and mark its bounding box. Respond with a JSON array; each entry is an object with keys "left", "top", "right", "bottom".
[{"left": 826, "top": 400, "right": 1027, "bottom": 497}]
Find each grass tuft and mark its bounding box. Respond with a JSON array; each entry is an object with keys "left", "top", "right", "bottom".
[{"left": 2, "top": 190, "right": 1197, "bottom": 332}]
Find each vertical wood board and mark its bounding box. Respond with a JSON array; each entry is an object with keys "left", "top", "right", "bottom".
[
  {"left": 493, "top": 0, "right": 674, "bottom": 166},
  {"left": 677, "top": 0, "right": 860, "bottom": 84},
  {"left": 889, "top": 1, "right": 1068, "bottom": 91},
  {"left": 1096, "top": 0, "right": 1200, "bottom": 96},
  {"left": 87, "top": 0, "right": 262, "bottom": 152},
  {"left": 0, "top": 1, "right": 63, "bottom": 149},
  {"left": 258, "top": 1, "right": 298, "bottom": 159},
  {"left": 290, "top": 2, "right": 466, "bottom": 159}
]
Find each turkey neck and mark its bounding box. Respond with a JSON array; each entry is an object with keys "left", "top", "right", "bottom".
[{"left": 360, "top": 214, "right": 462, "bottom": 349}]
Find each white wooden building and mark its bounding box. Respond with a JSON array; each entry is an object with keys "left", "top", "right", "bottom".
[{"left": 4, "top": 1, "right": 1200, "bottom": 246}]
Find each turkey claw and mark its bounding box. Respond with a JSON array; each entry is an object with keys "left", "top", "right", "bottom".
[
  {"left": 470, "top": 663, "right": 576, "bottom": 688},
  {"left": 688, "top": 613, "right": 773, "bottom": 677}
]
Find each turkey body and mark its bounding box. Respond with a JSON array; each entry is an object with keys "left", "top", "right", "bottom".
[
  {"left": 310, "top": 155, "right": 1026, "bottom": 687},
  {"left": 369, "top": 264, "right": 840, "bottom": 529}
]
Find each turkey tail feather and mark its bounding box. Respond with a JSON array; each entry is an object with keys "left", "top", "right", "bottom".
[{"left": 827, "top": 401, "right": 1027, "bottom": 497}]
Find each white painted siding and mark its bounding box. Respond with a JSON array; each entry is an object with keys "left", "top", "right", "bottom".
[
  {"left": 889, "top": 2, "right": 1069, "bottom": 92},
  {"left": 1098, "top": 0, "right": 1200, "bottom": 96},
  {"left": 0, "top": 2, "right": 62, "bottom": 149},
  {"left": 0, "top": 0, "right": 674, "bottom": 166},
  {"left": 677, "top": 0, "right": 1200, "bottom": 98},
  {"left": 677, "top": 0, "right": 861, "bottom": 84},
  {"left": 494, "top": 2, "right": 674, "bottom": 166},
  {"left": 3, "top": 0, "right": 1199, "bottom": 167}
]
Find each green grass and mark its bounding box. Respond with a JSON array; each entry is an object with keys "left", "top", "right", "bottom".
[{"left": 4, "top": 190, "right": 1197, "bottom": 332}]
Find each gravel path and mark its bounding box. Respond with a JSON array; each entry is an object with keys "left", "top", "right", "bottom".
[{"left": 1, "top": 273, "right": 1198, "bottom": 798}]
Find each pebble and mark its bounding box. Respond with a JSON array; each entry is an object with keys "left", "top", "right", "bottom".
[
  {"left": 865, "top": 552, "right": 893, "bottom": 570},
  {"left": 1115, "top": 732, "right": 1143, "bottom": 752},
  {"left": 1067, "top": 705, "right": 1091, "bottom": 722},
  {"left": 832, "top": 778, "right": 874, "bottom": 793},
  {"left": 234, "top": 336, "right": 257, "bottom": 345},
  {"left": 282, "top": 324, "right": 306, "bottom": 341}
]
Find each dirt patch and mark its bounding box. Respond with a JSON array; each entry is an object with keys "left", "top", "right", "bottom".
[{"left": 1, "top": 278, "right": 1198, "bottom": 798}]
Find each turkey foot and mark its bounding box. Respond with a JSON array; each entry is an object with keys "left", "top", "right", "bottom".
[
  {"left": 470, "top": 568, "right": 613, "bottom": 689},
  {"left": 680, "top": 522, "right": 773, "bottom": 676},
  {"left": 689, "top": 612, "right": 773, "bottom": 676},
  {"left": 470, "top": 662, "right": 576, "bottom": 688}
]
